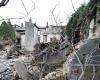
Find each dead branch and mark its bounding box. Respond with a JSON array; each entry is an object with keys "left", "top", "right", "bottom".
[
  {"left": 70, "top": 0, "right": 76, "bottom": 12},
  {"left": 49, "top": 2, "right": 60, "bottom": 26},
  {"left": 20, "top": 0, "right": 29, "bottom": 19},
  {"left": 92, "top": 65, "right": 95, "bottom": 80},
  {"left": 0, "top": 0, "right": 35, "bottom": 21},
  {"left": 0, "top": 0, "right": 9, "bottom": 7}
]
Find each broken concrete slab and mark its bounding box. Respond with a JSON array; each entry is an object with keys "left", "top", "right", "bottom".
[
  {"left": 14, "top": 61, "right": 34, "bottom": 80},
  {"left": 0, "top": 51, "right": 8, "bottom": 60},
  {"left": 0, "top": 63, "right": 8, "bottom": 73}
]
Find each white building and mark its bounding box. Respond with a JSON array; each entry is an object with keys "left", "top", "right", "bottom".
[
  {"left": 39, "top": 23, "right": 64, "bottom": 43},
  {"left": 38, "top": 27, "right": 48, "bottom": 43},
  {"left": 25, "top": 19, "right": 39, "bottom": 51}
]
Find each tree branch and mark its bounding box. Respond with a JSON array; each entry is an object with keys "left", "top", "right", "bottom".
[
  {"left": 0, "top": 0, "right": 35, "bottom": 21},
  {"left": 0, "top": 0, "right": 9, "bottom": 7},
  {"left": 50, "top": 2, "right": 60, "bottom": 25}
]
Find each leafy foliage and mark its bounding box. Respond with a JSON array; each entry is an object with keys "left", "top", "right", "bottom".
[
  {"left": 65, "top": 4, "right": 87, "bottom": 43},
  {"left": 64, "top": 0, "right": 100, "bottom": 43},
  {"left": 34, "top": 42, "right": 49, "bottom": 54},
  {"left": 0, "top": 21, "right": 16, "bottom": 43},
  {"left": 33, "top": 38, "right": 59, "bottom": 54}
]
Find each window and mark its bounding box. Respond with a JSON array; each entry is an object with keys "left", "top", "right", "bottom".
[
  {"left": 43, "top": 35, "right": 47, "bottom": 43},
  {"left": 38, "top": 36, "right": 40, "bottom": 43}
]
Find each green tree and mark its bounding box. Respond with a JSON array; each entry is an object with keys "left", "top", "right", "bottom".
[
  {"left": 65, "top": 5, "right": 86, "bottom": 42},
  {"left": 64, "top": 0, "right": 100, "bottom": 43},
  {"left": 0, "top": 20, "right": 16, "bottom": 43}
]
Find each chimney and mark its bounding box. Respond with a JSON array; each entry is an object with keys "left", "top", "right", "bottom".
[
  {"left": 46, "top": 22, "right": 48, "bottom": 28},
  {"left": 29, "top": 18, "right": 32, "bottom": 23},
  {"left": 8, "top": 18, "right": 10, "bottom": 23},
  {"left": 21, "top": 23, "right": 23, "bottom": 27}
]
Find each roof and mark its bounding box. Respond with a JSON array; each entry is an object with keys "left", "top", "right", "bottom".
[
  {"left": 50, "top": 25, "right": 65, "bottom": 27},
  {"left": 33, "top": 23, "right": 39, "bottom": 29},
  {"left": 70, "top": 38, "right": 100, "bottom": 66},
  {"left": 25, "top": 21, "right": 39, "bottom": 29},
  {"left": 38, "top": 27, "right": 47, "bottom": 30}
]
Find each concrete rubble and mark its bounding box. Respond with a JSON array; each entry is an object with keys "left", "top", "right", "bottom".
[
  {"left": 0, "top": 48, "right": 38, "bottom": 80},
  {"left": 14, "top": 61, "right": 34, "bottom": 80},
  {"left": 43, "top": 68, "right": 64, "bottom": 80},
  {"left": 0, "top": 38, "right": 72, "bottom": 80},
  {"left": 0, "top": 34, "right": 99, "bottom": 80}
]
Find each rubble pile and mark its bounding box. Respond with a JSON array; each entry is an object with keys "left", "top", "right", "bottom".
[
  {"left": 0, "top": 55, "right": 18, "bottom": 80},
  {"left": 42, "top": 68, "right": 64, "bottom": 80},
  {"left": 0, "top": 33, "right": 99, "bottom": 80},
  {"left": 0, "top": 47, "right": 38, "bottom": 80},
  {"left": 1, "top": 37, "right": 71, "bottom": 80}
]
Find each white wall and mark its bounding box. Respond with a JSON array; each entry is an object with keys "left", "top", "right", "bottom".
[
  {"left": 33, "top": 26, "right": 39, "bottom": 45},
  {"left": 88, "top": 19, "right": 94, "bottom": 38},
  {"left": 40, "top": 35, "right": 43, "bottom": 43},
  {"left": 47, "top": 34, "right": 60, "bottom": 42},
  {"left": 39, "top": 34, "right": 60, "bottom": 43},
  {"left": 39, "top": 26, "right": 61, "bottom": 43},
  {"left": 25, "top": 22, "right": 38, "bottom": 51},
  {"left": 95, "top": 23, "right": 100, "bottom": 37},
  {"left": 21, "top": 34, "right": 25, "bottom": 49}
]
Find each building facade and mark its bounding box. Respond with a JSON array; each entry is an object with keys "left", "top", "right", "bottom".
[
  {"left": 25, "top": 19, "right": 39, "bottom": 51},
  {"left": 14, "top": 24, "right": 25, "bottom": 49},
  {"left": 39, "top": 24, "right": 64, "bottom": 43},
  {"left": 14, "top": 20, "right": 65, "bottom": 51}
]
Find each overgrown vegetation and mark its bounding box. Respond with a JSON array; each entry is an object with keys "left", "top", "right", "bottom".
[
  {"left": 0, "top": 20, "right": 16, "bottom": 43},
  {"left": 33, "top": 38, "right": 59, "bottom": 54},
  {"left": 64, "top": 0, "right": 100, "bottom": 44},
  {"left": 66, "top": 4, "right": 86, "bottom": 35},
  {"left": 34, "top": 42, "right": 49, "bottom": 54}
]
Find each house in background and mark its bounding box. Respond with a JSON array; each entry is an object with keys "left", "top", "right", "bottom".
[
  {"left": 14, "top": 20, "right": 65, "bottom": 51},
  {"left": 47, "top": 25, "right": 63, "bottom": 42},
  {"left": 38, "top": 23, "right": 48, "bottom": 43},
  {"left": 14, "top": 19, "right": 39, "bottom": 51},
  {"left": 39, "top": 22, "right": 65, "bottom": 43},
  {"left": 14, "top": 24, "right": 25, "bottom": 49}
]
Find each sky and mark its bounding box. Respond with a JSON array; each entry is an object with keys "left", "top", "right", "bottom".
[{"left": 0, "top": 0, "right": 89, "bottom": 26}]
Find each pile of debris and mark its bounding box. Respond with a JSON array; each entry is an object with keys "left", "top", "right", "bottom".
[
  {"left": 31, "top": 36, "right": 73, "bottom": 79},
  {"left": 0, "top": 50, "right": 39, "bottom": 80},
  {"left": 0, "top": 41, "right": 39, "bottom": 80}
]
